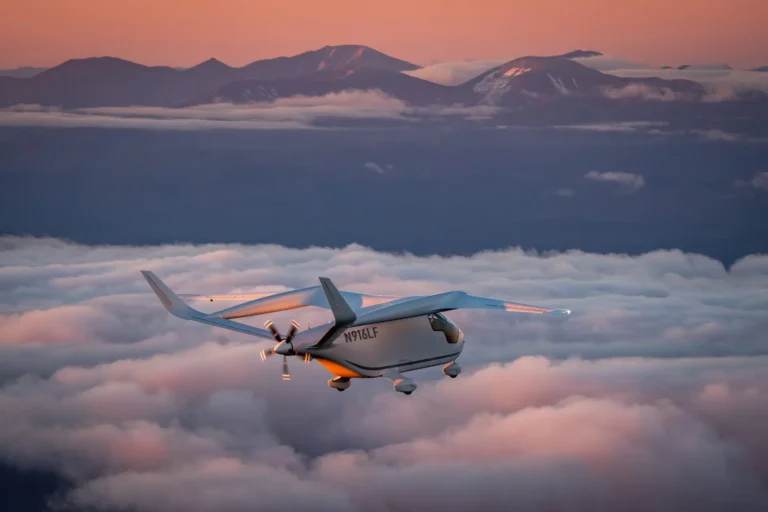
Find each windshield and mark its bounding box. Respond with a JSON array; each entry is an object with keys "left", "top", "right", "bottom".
[{"left": 428, "top": 313, "right": 462, "bottom": 343}]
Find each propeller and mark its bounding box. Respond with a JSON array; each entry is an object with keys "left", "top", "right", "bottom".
[{"left": 260, "top": 320, "right": 300, "bottom": 380}]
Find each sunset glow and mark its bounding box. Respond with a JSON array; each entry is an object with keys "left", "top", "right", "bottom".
[{"left": 2, "top": 0, "right": 767, "bottom": 69}]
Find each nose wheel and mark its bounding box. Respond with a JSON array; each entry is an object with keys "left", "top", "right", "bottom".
[{"left": 328, "top": 376, "right": 351, "bottom": 391}]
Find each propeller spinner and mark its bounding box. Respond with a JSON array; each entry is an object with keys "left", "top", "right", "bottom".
[{"left": 260, "top": 320, "right": 300, "bottom": 380}]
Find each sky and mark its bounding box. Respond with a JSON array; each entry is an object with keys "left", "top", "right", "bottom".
[{"left": 1, "top": 0, "right": 767, "bottom": 69}]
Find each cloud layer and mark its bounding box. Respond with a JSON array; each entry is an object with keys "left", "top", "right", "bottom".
[
  {"left": 404, "top": 55, "right": 768, "bottom": 96},
  {"left": 1, "top": 237, "right": 768, "bottom": 511},
  {"left": 0, "top": 92, "right": 500, "bottom": 130},
  {"left": 404, "top": 60, "right": 506, "bottom": 85}
]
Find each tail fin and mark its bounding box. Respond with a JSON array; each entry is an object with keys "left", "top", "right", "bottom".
[
  {"left": 319, "top": 277, "right": 357, "bottom": 325},
  {"left": 141, "top": 271, "right": 198, "bottom": 319},
  {"left": 313, "top": 277, "right": 357, "bottom": 348}
]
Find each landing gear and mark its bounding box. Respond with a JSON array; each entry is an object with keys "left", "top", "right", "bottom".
[
  {"left": 442, "top": 361, "right": 461, "bottom": 378},
  {"left": 380, "top": 369, "right": 418, "bottom": 395},
  {"left": 395, "top": 380, "right": 416, "bottom": 395},
  {"left": 328, "top": 376, "right": 351, "bottom": 392}
]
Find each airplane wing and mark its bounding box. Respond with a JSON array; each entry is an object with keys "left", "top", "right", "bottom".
[
  {"left": 144, "top": 272, "right": 402, "bottom": 325},
  {"left": 201, "top": 287, "right": 400, "bottom": 320},
  {"left": 353, "top": 290, "right": 570, "bottom": 325},
  {"left": 179, "top": 292, "right": 276, "bottom": 302},
  {"left": 141, "top": 271, "right": 275, "bottom": 340}
]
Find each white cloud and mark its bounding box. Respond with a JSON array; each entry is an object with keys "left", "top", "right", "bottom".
[
  {"left": 575, "top": 55, "right": 768, "bottom": 94},
  {"left": 554, "top": 121, "right": 668, "bottom": 133},
  {"left": 0, "top": 90, "right": 503, "bottom": 130},
  {"left": 752, "top": 172, "right": 768, "bottom": 191},
  {"left": 749, "top": 171, "right": 768, "bottom": 191},
  {"left": 363, "top": 162, "right": 392, "bottom": 174},
  {"left": 584, "top": 171, "right": 646, "bottom": 193},
  {"left": 2, "top": 238, "right": 768, "bottom": 510},
  {"left": 0, "top": 92, "right": 406, "bottom": 131},
  {"left": 404, "top": 60, "right": 505, "bottom": 85},
  {"left": 693, "top": 129, "right": 741, "bottom": 142},
  {"left": 601, "top": 83, "right": 689, "bottom": 102}
]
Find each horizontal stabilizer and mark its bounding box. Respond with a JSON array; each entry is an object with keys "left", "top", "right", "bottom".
[
  {"left": 141, "top": 271, "right": 274, "bottom": 340},
  {"left": 141, "top": 271, "right": 197, "bottom": 319}
]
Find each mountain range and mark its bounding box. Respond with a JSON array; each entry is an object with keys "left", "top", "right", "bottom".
[
  {"left": 1, "top": 44, "right": 767, "bottom": 125},
  {"left": 0, "top": 45, "right": 416, "bottom": 108}
]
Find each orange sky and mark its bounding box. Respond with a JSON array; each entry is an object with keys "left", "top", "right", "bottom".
[{"left": 1, "top": 0, "right": 767, "bottom": 69}]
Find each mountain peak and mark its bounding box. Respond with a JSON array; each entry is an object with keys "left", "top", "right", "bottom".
[
  {"left": 319, "top": 44, "right": 371, "bottom": 52},
  {"left": 58, "top": 56, "right": 138, "bottom": 67},
  {"left": 38, "top": 56, "right": 149, "bottom": 78},
  {"left": 241, "top": 44, "right": 418, "bottom": 80},
  {"left": 187, "top": 58, "right": 232, "bottom": 72},
  {"left": 466, "top": 55, "right": 622, "bottom": 104},
  {"left": 495, "top": 55, "right": 594, "bottom": 75}
]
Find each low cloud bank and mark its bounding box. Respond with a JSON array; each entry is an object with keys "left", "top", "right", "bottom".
[
  {"left": 1, "top": 237, "right": 768, "bottom": 510},
  {"left": 554, "top": 121, "right": 768, "bottom": 143},
  {"left": 601, "top": 83, "right": 689, "bottom": 102},
  {"left": 0, "top": 91, "right": 496, "bottom": 130},
  {"left": 574, "top": 55, "right": 768, "bottom": 94}
]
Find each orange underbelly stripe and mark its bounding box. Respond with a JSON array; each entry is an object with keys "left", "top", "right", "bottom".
[{"left": 316, "top": 358, "right": 364, "bottom": 378}]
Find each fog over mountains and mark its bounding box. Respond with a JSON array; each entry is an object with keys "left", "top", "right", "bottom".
[
  {"left": 1, "top": 44, "right": 766, "bottom": 264},
  {"left": 1, "top": 44, "right": 767, "bottom": 127}
]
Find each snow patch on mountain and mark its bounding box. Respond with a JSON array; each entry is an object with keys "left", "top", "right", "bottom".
[
  {"left": 547, "top": 73, "right": 571, "bottom": 95},
  {"left": 472, "top": 69, "right": 513, "bottom": 105},
  {"left": 503, "top": 67, "right": 531, "bottom": 77}
]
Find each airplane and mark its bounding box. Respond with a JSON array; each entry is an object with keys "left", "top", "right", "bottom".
[{"left": 141, "top": 271, "right": 570, "bottom": 395}]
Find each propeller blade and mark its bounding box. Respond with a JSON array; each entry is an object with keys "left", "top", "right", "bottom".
[
  {"left": 260, "top": 348, "right": 278, "bottom": 360},
  {"left": 282, "top": 356, "right": 291, "bottom": 381},
  {"left": 265, "top": 320, "right": 282, "bottom": 342},
  {"left": 284, "top": 320, "right": 300, "bottom": 343}
]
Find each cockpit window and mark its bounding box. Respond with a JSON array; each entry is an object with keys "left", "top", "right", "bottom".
[{"left": 428, "top": 313, "right": 461, "bottom": 343}]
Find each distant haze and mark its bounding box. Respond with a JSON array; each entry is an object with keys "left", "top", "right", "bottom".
[{"left": 1, "top": 0, "right": 766, "bottom": 69}]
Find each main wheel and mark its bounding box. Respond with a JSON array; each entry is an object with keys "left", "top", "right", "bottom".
[{"left": 336, "top": 388, "right": 345, "bottom": 392}]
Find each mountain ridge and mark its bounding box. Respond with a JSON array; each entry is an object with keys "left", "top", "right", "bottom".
[
  {"left": 0, "top": 45, "right": 766, "bottom": 127},
  {"left": 0, "top": 45, "right": 420, "bottom": 108}
]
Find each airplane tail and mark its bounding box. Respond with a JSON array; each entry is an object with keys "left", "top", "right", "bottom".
[
  {"left": 140, "top": 270, "right": 199, "bottom": 320},
  {"left": 319, "top": 277, "right": 357, "bottom": 325},
  {"left": 313, "top": 277, "right": 357, "bottom": 348}
]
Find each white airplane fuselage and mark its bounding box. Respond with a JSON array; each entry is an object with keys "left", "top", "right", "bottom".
[
  {"left": 308, "top": 315, "right": 464, "bottom": 379},
  {"left": 140, "top": 270, "right": 568, "bottom": 395}
]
